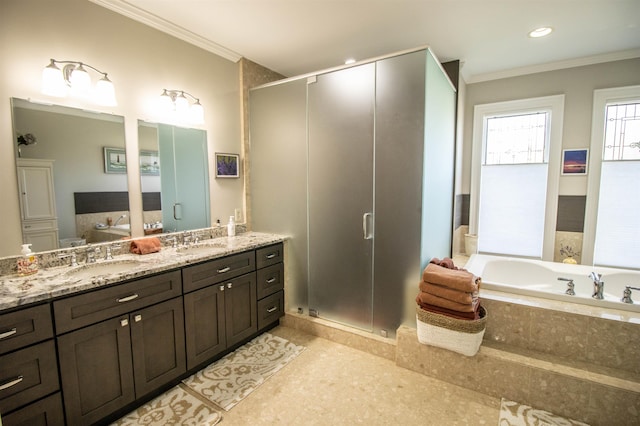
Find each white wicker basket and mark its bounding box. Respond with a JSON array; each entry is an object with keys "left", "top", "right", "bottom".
[{"left": 416, "top": 305, "right": 487, "bottom": 357}]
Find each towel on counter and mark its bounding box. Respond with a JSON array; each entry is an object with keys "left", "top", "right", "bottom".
[
  {"left": 130, "top": 237, "right": 162, "bottom": 255},
  {"left": 416, "top": 291, "right": 479, "bottom": 313},
  {"left": 416, "top": 298, "right": 481, "bottom": 320},
  {"left": 419, "top": 281, "right": 478, "bottom": 305},
  {"left": 422, "top": 263, "right": 480, "bottom": 293}
]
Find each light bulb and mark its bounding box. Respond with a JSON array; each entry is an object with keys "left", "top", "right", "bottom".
[{"left": 41, "top": 60, "right": 67, "bottom": 97}]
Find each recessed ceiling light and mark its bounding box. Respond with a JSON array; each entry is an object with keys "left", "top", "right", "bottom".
[
  {"left": 529, "top": 27, "right": 553, "bottom": 38},
  {"left": 344, "top": 58, "right": 356, "bottom": 65}
]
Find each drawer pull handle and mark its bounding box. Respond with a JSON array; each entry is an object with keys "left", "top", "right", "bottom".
[
  {"left": 219, "top": 285, "right": 225, "bottom": 291},
  {"left": 227, "top": 283, "right": 233, "bottom": 289},
  {"left": 217, "top": 267, "right": 231, "bottom": 273},
  {"left": 0, "top": 328, "right": 17, "bottom": 340},
  {"left": 0, "top": 375, "right": 24, "bottom": 391},
  {"left": 267, "top": 306, "right": 278, "bottom": 313},
  {"left": 266, "top": 253, "right": 277, "bottom": 259},
  {"left": 117, "top": 294, "right": 139, "bottom": 303},
  {"left": 266, "top": 277, "right": 276, "bottom": 284},
  {"left": 134, "top": 314, "right": 142, "bottom": 322},
  {"left": 121, "top": 318, "right": 129, "bottom": 327}
]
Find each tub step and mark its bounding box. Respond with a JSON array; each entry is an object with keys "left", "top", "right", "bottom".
[{"left": 396, "top": 325, "right": 639, "bottom": 426}]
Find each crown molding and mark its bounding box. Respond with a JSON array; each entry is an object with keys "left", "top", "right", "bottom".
[
  {"left": 465, "top": 48, "right": 640, "bottom": 84},
  {"left": 90, "top": 0, "right": 242, "bottom": 63}
]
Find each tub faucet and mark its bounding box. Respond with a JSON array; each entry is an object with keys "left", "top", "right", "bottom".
[
  {"left": 557, "top": 277, "right": 575, "bottom": 296},
  {"left": 589, "top": 272, "right": 604, "bottom": 300},
  {"left": 113, "top": 214, "right": 127, "bottom": 227},
  {"left": 621, "top": 286, "right": 640, "bottom": 304}
]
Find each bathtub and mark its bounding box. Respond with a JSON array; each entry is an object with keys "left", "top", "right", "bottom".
[{"left": 464, "top": 254, "right": 640, "bottom": 313}]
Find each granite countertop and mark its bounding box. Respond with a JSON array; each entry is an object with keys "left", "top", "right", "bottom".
[{"left": 0, "top": 232, "right": 286, "bottom": 311}]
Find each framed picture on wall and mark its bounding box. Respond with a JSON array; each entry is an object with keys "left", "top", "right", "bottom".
[
  {"left": 562, "top": 149, "right": 588, "bottom": 175},
  {"left": 104, "top": 147, "right": 127, "bottom": 174},
  {"left": 140, "top": 150, "right": 160, "bottom": 175},
  {"left": 215, "top": 153, "right": 240, "bottom": 178}
]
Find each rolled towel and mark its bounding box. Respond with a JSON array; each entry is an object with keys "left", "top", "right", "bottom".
[
  {"left": 415, "top": 298, "right": 481, "bottom": 320},
  {"left": 422, "top": 263, "right": 479, "bottom": 293},
  {"left": 130, "top": 237, "right": 162, "bottom": 255},
  {"left": 417, "top": 291, "right": 478, "bottom": 313},
  {"left": 429, "top": 257, "right": 456, "bottom": 270},
  {"left": 419, "top": 280, "right": 478, "bottom": 305}
]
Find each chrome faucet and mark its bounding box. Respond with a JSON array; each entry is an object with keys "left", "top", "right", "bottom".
[
  {"left": 558, "top": 277, "right": 575, "bottom": 296},
  {"left": 589, "top": 272, "right": 604, "bottom": 300},
  {"left": 85, "top": 245, "right": 101, "bottom": 264},
  {"left": 182, "top": 231, "right": 192, "bottom": 247},
  {"left": 58, "top": 251, "right": 78, "bottom": 267},
  {"left": 621, "top": 286, "right": 640, "bottom": 304},
  {"left": 113, "top": 214, "right": 127, "bottom": 227}
]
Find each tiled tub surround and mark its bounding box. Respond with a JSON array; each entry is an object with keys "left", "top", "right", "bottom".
[
  {"left": 0, "top": 226, "right": 287, "bottom": 310},
  {"left": 283, "top": 290, "right": 639, "bottom": 425}
]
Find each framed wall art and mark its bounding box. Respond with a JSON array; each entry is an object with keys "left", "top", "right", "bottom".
[
  {"left": 139, "top": 150, "right": 160, "bottom": 175},
  {"left": 562, "top": 149, "right": 588, "bottom": 175},
  {"left": 104, "top": 147, "right": 127, "bottom": 174},
  {"left": 215, "top": 153, "right": 239, "bottom": 178}
]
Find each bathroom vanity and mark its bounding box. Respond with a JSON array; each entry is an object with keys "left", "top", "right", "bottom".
[{"left": 0, "top": 232, "right": 285, "bottom": 425}]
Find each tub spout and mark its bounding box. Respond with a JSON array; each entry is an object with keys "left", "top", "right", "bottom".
[{"left": 590, "top": 272, "right": 604, "bottom": 300}]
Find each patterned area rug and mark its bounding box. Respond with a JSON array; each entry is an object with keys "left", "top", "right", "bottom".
[
  {"left": 498, "top": 398, "right": 590, "bottom": 426},
  {"left": 183, "top": 332, "right": 305, "bottom": 411},
  {"left": 112, "top": 384, "right": 222, "bottom": 426}
]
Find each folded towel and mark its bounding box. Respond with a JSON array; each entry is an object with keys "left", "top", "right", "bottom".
[
  {"left": 422, "top": 263, "right": 479, "bottom": 293},
  {"left": 416, "top": 291, "right": 478, "bottom": 313},
  {"left": 419, "top": 281, "right": 478, "bottom": 305},
  {"left": 416, "top": 298, "right": 481, "bottom": 320},
  {"left": 130, "top": 237, "right": 162, "bottom": 255}
]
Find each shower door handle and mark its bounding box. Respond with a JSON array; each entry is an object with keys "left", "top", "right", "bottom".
[
  {"left": 362, "top": 212, "right": 373, "bottom": 240},
  {"left": 173, "top": 203, "right": 183, "bottom": 220}
]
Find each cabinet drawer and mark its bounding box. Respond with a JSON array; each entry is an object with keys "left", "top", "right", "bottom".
[
  {"left": 183, "top": 251, "right": 255, "bottom": 293},
  {"left": 0, "top": 304, "right": 53, "bottom": 355},
  {"left": 1, "top": 392, "right": 64, "bottom": 426},
  {"left": 21, "top": 219, "right": 58, "bottom": 232},
  {"left": 256, "top": 263, "right": 284, "bottom": 300},
  {"left": 53, "top": 270, "right": 182, "bottom": 334},
  {"left": 257, "top": 290, "right": 284, "bottom": 330},
  {"left": 0, "top": 340, "right": 59, "bottom": 414},
  {"left": 256, "top": 243, "right": 283, "bottom": 269}
]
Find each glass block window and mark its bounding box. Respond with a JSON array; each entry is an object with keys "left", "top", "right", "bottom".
[
  {"left": 603, "top": 102, "right": 640, "bottom": 161},
  {"left": 484, "top": 112, "right": 548, "bottom": 165}
]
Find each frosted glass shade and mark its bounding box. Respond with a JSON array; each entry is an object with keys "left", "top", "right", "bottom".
[
  {"left": 41, "top": 62, "right": 67, "bottom": 97},
  {"left": 190, "top": 101, "right": 204, "bottom": 124},
  {"left": 70, "top": 65, "right": 91, "bottom": 97},
  {"left": 95, "top": 76, "right": 117, "bottom": 106}
]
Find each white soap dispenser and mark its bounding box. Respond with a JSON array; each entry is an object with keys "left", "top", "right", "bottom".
[
  {"left": 17, "top": 243, "right": 39, "bottom": 276},
  {"left": 227, "top": 215, "right": 236, "bottom": 237}
]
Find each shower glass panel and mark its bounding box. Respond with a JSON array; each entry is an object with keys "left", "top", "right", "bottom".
[
  {"left": 158, "top": 124, "right": 210, "bottom": 232},
  {"left": 307, "top": 63, "right": 375, "bottom": 331}
]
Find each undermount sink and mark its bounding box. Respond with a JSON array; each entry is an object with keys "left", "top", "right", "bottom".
[
  {"left": 177, "top": 242, "right": 228, "bottom": 255},
  {"left": 63, "top": 260, "right": 142, "bottom": 278}
]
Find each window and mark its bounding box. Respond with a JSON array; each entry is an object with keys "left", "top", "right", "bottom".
[
  {"left": 470, "top": 95, "right": 564, "bottom": 260},
  {"left": 584, "top": 86, "right": 640, "bottom": 268}
]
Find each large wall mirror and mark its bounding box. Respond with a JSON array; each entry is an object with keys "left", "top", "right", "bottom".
[
  {"left": 12, "top": 98, "right": 129, "bottom": 250},
  {"left": 138, "top": 120, "right": 211, "bottom": 234}
]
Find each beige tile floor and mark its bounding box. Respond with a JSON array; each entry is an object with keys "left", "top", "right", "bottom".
[{"left": 216, "top": 325, "right": 501, "bottom": 425}]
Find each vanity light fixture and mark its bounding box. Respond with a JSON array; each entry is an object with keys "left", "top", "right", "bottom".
[
  {"left": 41, "top": 59, "right": 117, "bottom": 106},
  {"left": 159, "top": 89, "right": 204, "bottom": 124},
  {"left": 528, "top": 27, "right": 553, "bottom": 38}
]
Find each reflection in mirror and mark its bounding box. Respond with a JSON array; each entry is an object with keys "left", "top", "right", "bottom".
[
  {"left": 12, "top": 98, "right": 128, "bottom": 251},
  {"left": 138, "top": 121, "right": 210, "bottom": 234}
]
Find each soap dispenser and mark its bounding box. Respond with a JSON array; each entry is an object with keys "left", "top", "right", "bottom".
[
  {"left": 227, "top": 215, "right": 236, "bottom": 237},
  {"left": 17, "top": 243, "right": 39, "bottom": 276}
]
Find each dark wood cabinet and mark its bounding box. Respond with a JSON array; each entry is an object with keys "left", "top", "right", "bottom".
[
  {"left": 256, "top": 243, "right": 285, "bottom": 331},
  {"left": 1, "top": 393, "right": 64, "bottom": 426},
  {"left": 55, "top": 270, "right": 186, "bottom": 425},
  {"left": 183, "top": 253, "right": 258, "bottom": 370}
]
